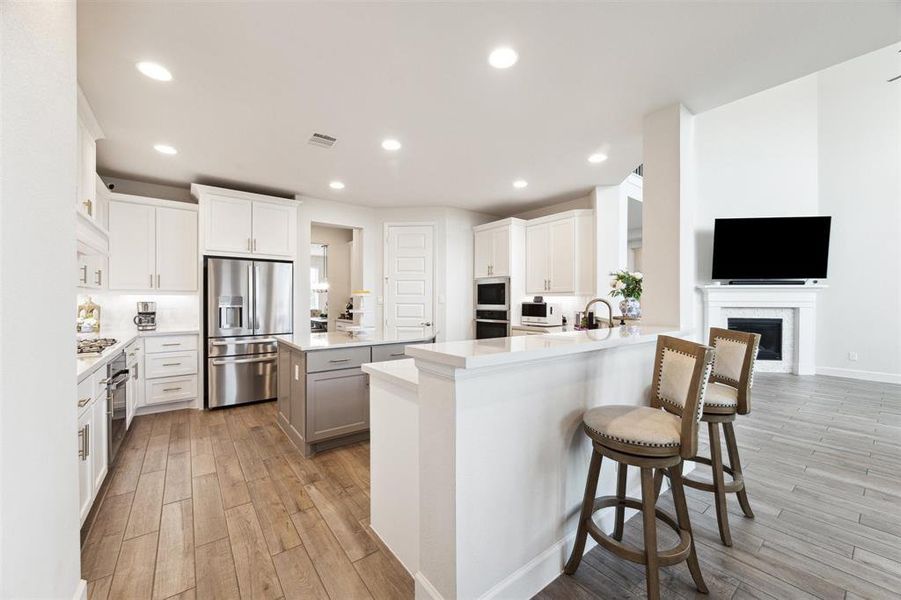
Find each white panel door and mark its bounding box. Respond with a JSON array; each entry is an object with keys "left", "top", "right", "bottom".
[
  {"left": 386, "top": 225, "right": 434, "bottom": 340},
  {"left": 491, "top": 227, "right": 510, "bottom": 277},
  {"left": 156, "top": 207, "right": 198, "bottom": 291},
  {"left": 548, "top": 218, "right": 575, "bottom": 293},
  {"left": 204, "top": 193, "right": 253, "bottom": 254},
  {"left": 525, "top": 223, "right": 549, "bottom": 294},
  {"left": 473, "top": 229, "right": 492, "bottom": 278},
  {"left": 252, "top": 200, "right": 294, "bottom": 257},
  {"left": 108, "top": 201, "right": 156, "bottom": 290}
]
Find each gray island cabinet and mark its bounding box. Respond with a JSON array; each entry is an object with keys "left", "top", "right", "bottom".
[{"left": 275, "top": 333, "right": 431, "bottom": 456}]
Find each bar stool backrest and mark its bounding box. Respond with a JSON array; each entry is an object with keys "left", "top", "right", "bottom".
[
  {"left": 649, "top": 336, "right": 714, "bottom": 459},
  {"left": 708, "top": 327, "right": 761, "bottom": 415}
]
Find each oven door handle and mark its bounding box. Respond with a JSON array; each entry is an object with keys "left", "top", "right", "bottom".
[
  {"left": 211, "top": 355, "right": 277, "bottom": 366},
  {"left": 475, "top": 319, "right": 510, "bottom": 324},
  {"left": 211, "top": 338, "right": 277, "bottom": 346}
]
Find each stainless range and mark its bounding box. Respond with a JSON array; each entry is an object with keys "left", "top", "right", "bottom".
[{"left": 204, "top": 257, "right": 293, "bottom": 408}]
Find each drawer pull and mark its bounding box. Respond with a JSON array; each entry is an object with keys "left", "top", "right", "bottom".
[
  {"left": 77, "top": 397, "right": 91, "bottom": 408},
  {"left": 390, "top": 352, "right": 405, "bottom": 357},
  {"left": 163, "top": 387, "right": 183, "bottom": 392},
  {"left": 329, "top": 358, "right": 350, "bottom": 363},
  {"left": 162, "top": 343, "right": 181, "bottom": 347},
  {"left": 162, "top": 362, "right": 181, "bottom": 367}
]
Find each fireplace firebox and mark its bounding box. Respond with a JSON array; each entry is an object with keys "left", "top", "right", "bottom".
[{"left": 727, "top": 318, "right": 782, "bottom": 361}]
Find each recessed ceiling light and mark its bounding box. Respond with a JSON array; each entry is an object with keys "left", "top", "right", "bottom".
[
  {"left": 153, "top": 144, "right": 177, "bottom": 155},
  {"left": 488, "top": 47, "right": 518, "bottom": 69},
  {"left": 513, "top": 179, "right": 528, "bottom": 189},
  {"left": 136, "top": 61, "right": 172, "bottom": 82},
  {"left": 329, "top": 181, "right": 345, "bottom": 190},
  {"left": 588, "top": 153, "right": 608, "bottom": 164},
  {"left": 381, "top": 138, "right": 402, "bottom": 151}
]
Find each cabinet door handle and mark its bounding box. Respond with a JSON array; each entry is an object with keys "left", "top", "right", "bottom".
[
  {"left": 80, "top": 265, "right": 88, "bottom": 284},
  {"left": 85, "top": 423, "right": 90, "bottom": 458},
  {"left": 253, "top": 238, "right": 257, "bottom": 251},
  {"left": 78, "top": 427, "right": 86, "bottom": 460},
  {"left": 150, "top": 273, "right": 154, "bottom": 288},
  {"left": 157, "top": 274, "right": 161, "bottom": 288},
  {"left": 94, "top": 269, "right": 102, "bottom": 286},
  {"left": 247, "top": 238, "right": 252, "bottom": 251}
]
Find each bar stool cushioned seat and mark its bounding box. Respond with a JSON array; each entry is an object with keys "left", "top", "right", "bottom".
[
  {"left": 583, "top": 405, "right": 682, "bottom": 452},
  {"left": 703, "top": 382, "right": 738, "bottom": 413}
]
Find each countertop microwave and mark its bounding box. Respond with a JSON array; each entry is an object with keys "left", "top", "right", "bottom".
[{"left": 521, "top": 302, "right": 562, "bottom": 326}]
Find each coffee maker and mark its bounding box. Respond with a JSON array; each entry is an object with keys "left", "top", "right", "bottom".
[{"left": 133, "top": 301, "right": 157, "bottom": 331}]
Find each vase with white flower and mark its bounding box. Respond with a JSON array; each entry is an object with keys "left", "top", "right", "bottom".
[{"left": 609, "top": 270, "right": 643, "bottom": 319}]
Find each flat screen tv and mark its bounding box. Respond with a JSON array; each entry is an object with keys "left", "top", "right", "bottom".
[{"left": 711, "top": 216, "right": 831, "bottom": 281}]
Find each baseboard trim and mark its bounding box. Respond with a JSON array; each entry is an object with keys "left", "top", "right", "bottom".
[
  {"left": 816, "top": 366, "right": 901, "bottom": 385},
  {"left": 73, "top": 579, "right": 87, "bottom": 600},
  {"left": 414, "top": 571, "right": 445, "bottom": 600}
]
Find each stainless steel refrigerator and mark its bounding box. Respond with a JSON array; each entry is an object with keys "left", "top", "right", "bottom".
[{"left": 205, "top": 257, "right": 293, "bottom": 408}]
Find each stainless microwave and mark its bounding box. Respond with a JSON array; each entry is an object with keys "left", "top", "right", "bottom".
[
  {"left": 521, "top": 302, "right": 562, "bottom": 326},
  {"left": 475, "top": 277, "right": 510, "bottom": 310}
]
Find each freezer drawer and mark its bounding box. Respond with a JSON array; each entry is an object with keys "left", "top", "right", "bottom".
[
  {"left": 207, "top": 335, "right": 279, "bottom": 358},
  {"left": 207, "top": 352, "right": 278, "bottom": 408}
]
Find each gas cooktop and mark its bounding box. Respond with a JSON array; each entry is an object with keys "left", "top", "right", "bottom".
[{"left": 77, "top": 337, "right": 118, "bottom": 356}]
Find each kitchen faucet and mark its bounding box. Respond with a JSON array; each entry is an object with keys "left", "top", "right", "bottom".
[{"left": 583, "top": 298, "right": 614, "bottom": 329}]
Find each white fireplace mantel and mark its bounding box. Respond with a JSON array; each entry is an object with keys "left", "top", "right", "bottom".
[{"left": 699, "top": 284, "right": 827, "bottom": 376}]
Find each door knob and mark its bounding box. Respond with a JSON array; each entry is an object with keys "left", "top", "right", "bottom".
[{"left": 421, "top": 322, "right": 432, "bottom": 327}]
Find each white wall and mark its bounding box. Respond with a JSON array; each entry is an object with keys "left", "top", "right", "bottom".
[
  {"left": 0, "top": 3, "right": 83, "bottom": 598},
  {"left": 816, "top": 45, "right": 901, "bottom": 381},
  {"left": 692, "top": 43, "right": 901, "bottom": 381}
]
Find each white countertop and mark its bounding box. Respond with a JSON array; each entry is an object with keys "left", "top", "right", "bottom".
[
  {"left": 362, "top": 359, "right": 418, "bottom": 392},
  {"left": 405, "top": 325, "right": 681, "bottom": 370},
  {"left": 76, "top": 327, "right": 200, "bottom": 383},
  {"left": 276, "top": 332, "right": 434, "bottom": 352},
  {"left": 511, "top": 324, "right": 566, "bottom": 333}
]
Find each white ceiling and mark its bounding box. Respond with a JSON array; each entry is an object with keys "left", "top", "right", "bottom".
[{"left": 77, "top": 2, "right": 899, "bottom": 215}]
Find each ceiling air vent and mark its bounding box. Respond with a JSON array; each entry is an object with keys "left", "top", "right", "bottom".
[{"left": 308, "top": 132, "right": 338, "bottom": 149}]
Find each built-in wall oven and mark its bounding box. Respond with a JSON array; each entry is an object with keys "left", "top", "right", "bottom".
[
  {"left": 104, "top": 352, "right": 129, "bottom": 466},
  {"left": 474, "top": 277, "right": 511, "bottom": 339}
]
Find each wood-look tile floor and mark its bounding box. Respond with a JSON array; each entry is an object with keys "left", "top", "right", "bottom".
[
  {"left": 81, "top": 401, "right": 411, "bottom": 600},
  {"left": 537, "top": 373, "right": 901, "bottom": 600}
]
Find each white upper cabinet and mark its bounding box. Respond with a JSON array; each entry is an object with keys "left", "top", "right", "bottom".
[
  {"left": 473, "top": 229, "right": 493, "bottom": 278},
  {"left": 473, "top": 219, "right": 523, "bottom": 279},
  {"left": 109, "top": 201, "right": 156, "bottom": 290},
  {"left": 156, "top": 207, "right": 198, "bottom": 291},
  {"left": 525, "top": 210, "right": 594, "bottom": 295},
  {"left": 108, "top": 196, "right": 198, "bottom": 291},
  {"left": 252, "top": 200, "right": 294, "bottom": 257},
  {"left": 193, "top": 184, "right": 298, "bottom": 259},
  {"left": 204, "top": 193, "right": 253, "bottom": 254},
  {"left": 76, "top": 87, "right": 104, "bottom": 224}
]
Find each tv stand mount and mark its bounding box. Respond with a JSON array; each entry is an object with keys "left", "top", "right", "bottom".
[{"left": 728, "top": 280, "right": 806, "bottom": 286}]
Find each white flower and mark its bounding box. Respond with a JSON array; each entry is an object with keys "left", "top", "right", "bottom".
[
  {"left": 633, "top": 272, "right": 643, "bottom": 280},
  {"left": 613, "top": 280, "right": 624, "bottom": 290},
  {"left": 609, "top": 278, "right": 618, "bottom": 288}
]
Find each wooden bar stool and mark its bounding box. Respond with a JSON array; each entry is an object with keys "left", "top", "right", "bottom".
[
  {"left": 565, "top": 336, "right": 714, "bottom": 600},
  {"left": 658, "top": 327, "right": 760, "bottom": 546}
]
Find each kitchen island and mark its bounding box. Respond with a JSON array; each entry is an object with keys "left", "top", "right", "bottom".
[
  {"left": 364, "top": 325, "right": 684, "bottom": 600},
  {"left": 275, "top": 332, "right": 433, "bottom": 456}
]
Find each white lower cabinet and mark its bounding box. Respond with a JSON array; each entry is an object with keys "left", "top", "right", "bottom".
[
  {"left": 142, "top": 335, "right": 199, "bottom": 408},
  {"left": 77, "top": 368, "right": 109, "bottom": 525},
  {"left": 77, "top": 406, "right": 93, "bottom": 524}
]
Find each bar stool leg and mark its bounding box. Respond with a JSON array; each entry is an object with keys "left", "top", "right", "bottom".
[
  {"left": 639, "top": 467, "right": 660, "bottom": 600},
  {"left": 652, "top": 467, "right": 664, "bottom": 500},
  {"left": 708, "top": 421, "right": 733, "bottom": 546},
  {"left": 564, "top": 449, "right": 603, "bottom": 574},
  {"left": 723, "top": 422, "right": 754, "bottom": 519},
  {"left": 669, "top": 462, "right": 709, "bottom": 594},
  {"left": 612, "top": 462, "right": 627, "bottom": 541}
]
